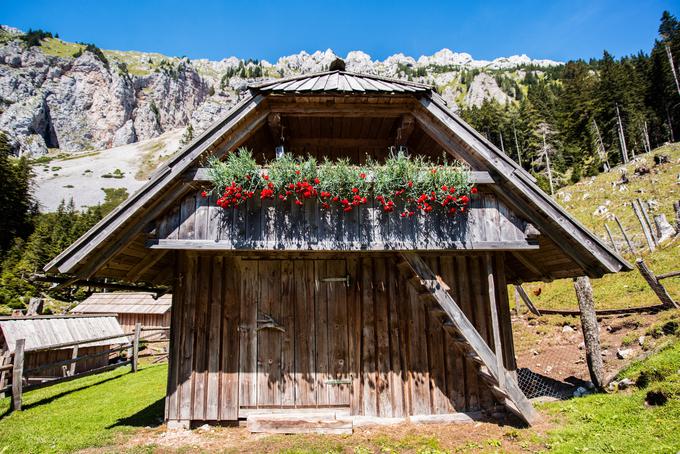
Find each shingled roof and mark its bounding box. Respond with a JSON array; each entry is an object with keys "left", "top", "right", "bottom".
[{"left": 44, "top": 70, "right": 631, "bottom": 281}]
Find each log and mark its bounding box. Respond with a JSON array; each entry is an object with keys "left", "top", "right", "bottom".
[
  {"left": 246, "top": 413, "right": 352, "bottom": 434},
  {"left": 636, "top": 259, "right": 678, "bottom": 308},
  {"left": 674, "top": 201, "right": 680, "bottom": 232},
  {"left": 573, "top": 277, "right": 604, "bottom": 390}
]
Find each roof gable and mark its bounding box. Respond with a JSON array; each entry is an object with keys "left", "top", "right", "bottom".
[{"left": 44, "top": 70, "right": 630, "bottom": 281}]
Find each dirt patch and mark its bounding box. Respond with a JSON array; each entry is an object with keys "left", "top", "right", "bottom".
[{"left": 113, "top": 417, "right": 552, "bottom": 453}]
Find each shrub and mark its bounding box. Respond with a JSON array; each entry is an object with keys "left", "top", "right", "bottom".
[{"left": 21, "top": 29, "right": 53, "bottom": 47}]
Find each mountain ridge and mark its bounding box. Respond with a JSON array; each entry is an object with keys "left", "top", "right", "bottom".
[{"left": 0, "top": 24, "right": 560, "bottom": 158}]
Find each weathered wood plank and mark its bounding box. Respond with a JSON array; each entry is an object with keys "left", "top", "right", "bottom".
[
  {"left": 246, "top": 413, "right": 352, "bottom": 434},
  {"left": 192, "top": 256, "right": 210, "bottom": 419},
  {"left": 258, "top": 260, "right": 282, "bottom": 406},
  {"left": 239, "top": 260, "right": 258, "bottom": 407},
  {"left": 386, "top": 258, "right": 406, "bottom": 417},
  {"left": 294, "top": 260, "right": 316, "bottom": 406},
  {"left": 220, "top": 256, "right": 240, "bottom": 420},
  {"left": 315, "top": 260, "right": 330, "bottom": 406},
  {"left": 178, "top": 253, "right": 197, "bottom": 421},
  {"left": 279, "top": 260, "right": 295, "bottom": 406},
  {"left": 206, "top": 255, "right": 222, "bottom": 420},
  {"left": 360, "top": 258, "right": 378, "bottom": 416},
  {"left": 373, "top": 258, "right": 393, "bottom": 417},
  {"left": 326, "top": 260, "right": 350, "bottom": 406}
]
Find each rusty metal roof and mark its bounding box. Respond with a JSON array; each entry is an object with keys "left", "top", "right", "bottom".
[
  {"left": 71, "top": 292, "right": 171, "bottom": 315},
  {"left": 0, "top": 314, "right": 129, "bottom": 353}
]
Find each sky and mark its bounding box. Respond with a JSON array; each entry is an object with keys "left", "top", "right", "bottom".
[{"left": 1, "top": 0, "right": 676, "bottom": 63}]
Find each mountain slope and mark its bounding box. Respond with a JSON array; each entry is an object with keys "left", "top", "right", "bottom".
[{"left": 0, "top": 25, "right": 560, "bottom": 158}]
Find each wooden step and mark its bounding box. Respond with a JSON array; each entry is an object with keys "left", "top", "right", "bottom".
[{"left": 247, "top": 412, "right": 352, "bottom": 434}]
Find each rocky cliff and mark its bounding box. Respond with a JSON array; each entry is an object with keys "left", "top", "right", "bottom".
[{"left": 0, "top": 25, "right": 561, "bottom": 157}]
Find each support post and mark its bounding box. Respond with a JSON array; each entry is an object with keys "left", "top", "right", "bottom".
[
  {"left": 11, "top": 338, "right": 25, "bottom": 411},
  {"left": 485, "top": 255, "right": 505, "bottom": 390},
  {"left": 69, "top": 345, "right": 79, "bottom": 376},
  {"left": 573, "top": 277, "right": 604, "bottom": 390},
  {"left": 613, "top": 215, "right": 635, "bottom": 255},
  {"left": 514, "top": 286, "right": 522, "bottom": 315},
  {"left": 674, "top": 201, "right": 680, "bottom": 233},
  {"left": 132, "top": 322, "right": 141, "bottom": 373}
]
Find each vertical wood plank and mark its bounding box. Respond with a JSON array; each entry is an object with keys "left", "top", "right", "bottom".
[
  {"left": 178, "top": 195, "right": 197, "bottom": 240},
  {"left": 206, "top": 255, "right": 223, "bottom": 420},
  {"left": 485, "top": 254, "right": 505, "bottom": 391},
  {"left": 346, "top": 257, "right": 363, "bottom": 415},
  {"left": 425, "top": 257, "right": 451, "bottom": 414},
  {"left": 361, "top": 258, "right": 378, "bottom": 416},
  {"left": 439, "top": 256, "right": 466, "bottom": 410},
  {"left": 326, "top": 259, "right": 350, "bottom": 406},
  {"left": 386, "top": 257, "right": 406, "bottom": 417},
  {"left": 220, "top": 256, "right": 240, "bottom": 420},
  {"left": 280, "top": 260, "right": 296, "bottom": 406},
  {"left": 373, "top": 258, "right": 393, "bottom": 417},
  {"left": 192, "top": 256, "right": 210, "bottom": 420},
  {"left": 294, "top": 260, "right": 316, "bottom": 406},
  {"left": 495, "top": 253, "right": 517, "bottom": 371},
  {"left": 407, "top": 276, "right": 431, "bottom": 415},
  {"left": 455, "top": 256, "right": 479, "bottom": 411},
  {"left": 238, "top": 260, "right": 258, "bottom": 408},
  {"left": 257, "top": 260, "right": 282, "bottom": 406},
  {"left": 178, "top": 253, "right": 197, "bottom": 421},
  {"left": 315, "top": 260, "right": 330, "bottom": 406}
]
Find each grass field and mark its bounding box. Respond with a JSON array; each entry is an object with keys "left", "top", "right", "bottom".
[
  {"left": 524, "top": 143, "right": 680, "bottom": 310},
  {"left": 0, "top": 365, "right": 166, "bottom": 454},
  {"left": 0, "top": 337, "right": 678, "bottom": 453}
]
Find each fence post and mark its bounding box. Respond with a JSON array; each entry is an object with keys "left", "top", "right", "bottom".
[
  {"left": 603, "top": 223, "right": 620, "bottom": 254},
  {"left": 11, "top": 338, "right": 25, "bottom": 411},
  {"left": 613, "top": 215, "right": 635, "bottom": 255},
  {"left": 132, "top": 323, "right": 141, "bottom": 373},
  {"left": 573, "top": 277, "right": 604, "bottom": 390},
  {"left": 632, "top": 201, "right": 655, "bottom": 252},
  {"left": 69, "top": 345, "right": 79, "bottom": 376}
]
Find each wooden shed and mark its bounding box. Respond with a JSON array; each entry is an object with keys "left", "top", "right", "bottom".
[
  {"left": 71, "top": 292, "right": 171, "bottom": 335},
  {"left": 0, "top": 314, "right": 128, "bottom": 379},
  {"left": 44, "top": 70, "right": 630, "bottom": 430}
]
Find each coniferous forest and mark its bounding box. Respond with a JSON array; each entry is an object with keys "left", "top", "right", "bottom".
[
  {"left": 0, "top": 12, "right": 679, "bottom": 311},
  {"left": 460, "top": 11, "right": 680, "bottom": 190}
]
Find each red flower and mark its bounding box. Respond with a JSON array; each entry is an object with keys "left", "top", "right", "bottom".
[
  {"left": 351, "top": 187, "right": 359, "bottom": 194},
  {"left": 359, "top": 173, "right": 366, "bottom": 179},
  {"left": 343, "top": 206, "right": 353, "bottom": 212},
  {"left": 295, "top": 199, "right": 304, "bottom": 206},
  {"left": 441, "top": 185, "right": 448, "bottom": 192},
  {"left": 314, "top": 177, "right": 320, "bottom": 184},
  {"left": 201, "top": 191, "right": 208, "bottom": 198},
  {"left": 471, "top": 187, "right": 478, "bottom": 194},
  {"left": 295, "top": 170, "right": 301, "bottom": 175},
  {"left": 407, "top": 181, "right": 413, "bottom": 188},
  {"left": 332, "top": 196, "right": 339, "bottom": 202},
  {"left": 263, "top": 174, "right": 269, "bottom": 181}
]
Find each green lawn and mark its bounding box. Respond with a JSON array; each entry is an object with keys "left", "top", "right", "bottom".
[
  {"left": 0, "top": 364, "right": 166, "bottom": 454},
  {"left": 542, "top": 339, "right": 680, "bottom": 453},
  {"left": 0, "top": 344, "right": 679, "bottom": 453}
]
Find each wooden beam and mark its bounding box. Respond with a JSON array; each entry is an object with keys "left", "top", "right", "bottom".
[
  {"left": 268, "top": 113, "right": 282, "bottom": 144},
  {"left": 124, "top": 250, "right": 169, "bottom": 281},
  {"left": 400, "top": 252, "right": 539, "bottom": 425},
  {"left": 30, "top": 274, "right": 168, "bottom": 295},
  {"left": 188, "top": 167, "right": 495, "bottom": 184},
  {"left": 636, "top": 258, "right": 678, "bottom": 308},
  {"left": 269, "top": 103, "right": 412, "bottom": 117},
  {"left": 514, "top": 285, "right": 541, "bottom": 316},
  {"left": 510, "top": 252, "right": 543, "bottom": 279},
  {"left": 11, "top": 338, "right": 24, "bottom": 411},
  {"left": 146, "top": 239, "right": 538, "bottom": 251},
  {"left": 484, "top": 254, "right": 505, "bottom": 390},
  {"left": 287, "top": 138, "right": 392, "bottom": 148}
]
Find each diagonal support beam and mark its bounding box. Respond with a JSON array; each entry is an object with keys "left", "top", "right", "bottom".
[{"left": 400, "top": 252, "right": 539, "bottom": 425}]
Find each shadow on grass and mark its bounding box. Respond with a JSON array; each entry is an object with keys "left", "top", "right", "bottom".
[
  {"left": 107, "top": 397, "right": 165, "bottom": 429},
  {"left": 0, "top": 372, "right": 128, "bottom": 421}
]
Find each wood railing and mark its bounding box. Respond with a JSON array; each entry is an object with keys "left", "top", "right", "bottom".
[{"left": 1, "top": 324, "right": 170, "bottom": 412}]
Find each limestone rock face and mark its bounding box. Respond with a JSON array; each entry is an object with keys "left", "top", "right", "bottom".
[
  {"left": 188, "top": 94, "right": 238, "bottom": 135},
  {"left": 464, "top": 73, "right": 510, "bottom": 107}
]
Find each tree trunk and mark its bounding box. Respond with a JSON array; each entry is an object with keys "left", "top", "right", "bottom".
[{"left": 573, "top": 276, "right": 604, "bottom": 390}]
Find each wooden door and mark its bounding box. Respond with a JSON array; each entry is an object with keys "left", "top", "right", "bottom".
[{"left": 238, "top": 259, "right": 350, "bottom": 409}]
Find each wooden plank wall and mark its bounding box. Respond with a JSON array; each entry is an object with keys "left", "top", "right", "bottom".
[
  {"left": 165, "top": 251, "right": 515, "bottom": 423},
  {"left": 155, "top": 190, "right": 528, "bottom": 251},
  {"left": 25, "top": 346, "right": 109, "bottom": 378},
  {"left": 116, "top": 313, "right": 171, "bottom": 336}
]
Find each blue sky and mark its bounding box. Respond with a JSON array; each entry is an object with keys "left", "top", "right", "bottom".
[{"left": 1, "top": 1, "right": 675, "bottom": 62}]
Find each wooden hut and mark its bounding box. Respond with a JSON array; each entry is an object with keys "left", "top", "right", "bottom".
[
  {"left": 0, "top": 314, "right": 128, "bottom": 379},
  {"left": 71, "top": 292, "right": 171, "bottom": 335},
  {"left": 44, "top": 70, "right": 630, "bottom": 430}
]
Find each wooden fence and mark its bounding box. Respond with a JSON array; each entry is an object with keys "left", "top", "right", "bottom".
[{"left": 0, "top": 323, "right": 170, "bottom": 412}]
